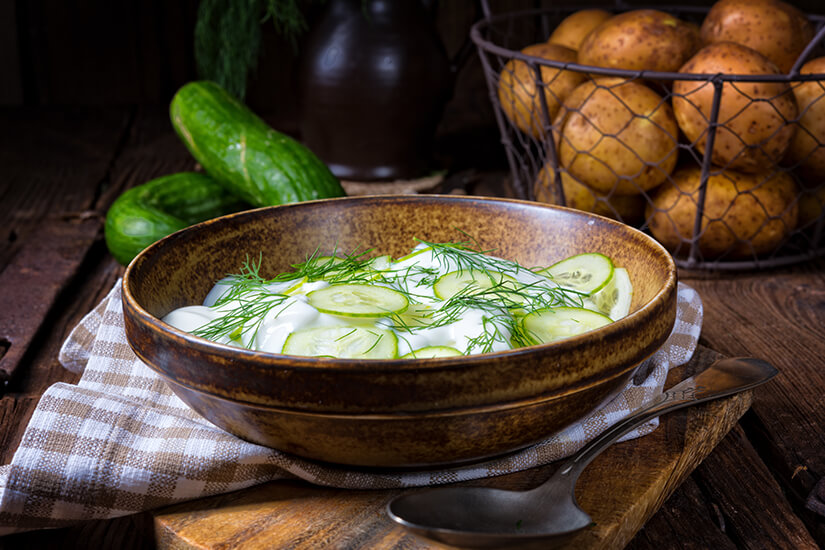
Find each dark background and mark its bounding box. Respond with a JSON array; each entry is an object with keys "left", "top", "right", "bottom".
[{"left": 3, "top": 0, "right": 820, "bottom": 140}]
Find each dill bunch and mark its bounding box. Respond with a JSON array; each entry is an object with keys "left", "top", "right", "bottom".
[{"left": 194, "top": 0, "right": 312, "bottom": 100}]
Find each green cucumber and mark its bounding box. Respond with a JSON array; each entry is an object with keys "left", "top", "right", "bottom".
[
  {"left": 308, "top": 284, "right": 409, "bottom": 317},
  {"left": 523, "top": 307, "right": 613, "bottom": 345},
  {"left": 170, "top": 81, "right": 345, "bottom": 206},
  {"left": 591, "top": 267, "right": 633, "bottom": 321},
  {"left": 538, "top": 253, "right": 615, "bottom": 295},
  {"left": 402, "top": 346, "right": 462, "bottom": 359},
  {"left": 282, "top": 326, "right": 398, "bottom": 359},
  {"left": 433, "top": 269, "right": 518, "bottom": 301},
  {"left": 104, "top": 172, "right": 248, "bottom": 265}
]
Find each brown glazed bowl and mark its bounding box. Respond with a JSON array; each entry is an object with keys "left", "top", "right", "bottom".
[{"left": 122, "top": 195, "right": 677, "bottom": 467}]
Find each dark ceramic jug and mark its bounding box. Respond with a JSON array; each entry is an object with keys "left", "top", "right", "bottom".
[{"left": 298, "top": 0, "right": 453, "bottom": 181}]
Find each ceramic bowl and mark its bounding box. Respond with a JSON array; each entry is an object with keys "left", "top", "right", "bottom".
[{"left": 122, "top": 195, "right": 677, "bottom": 467}]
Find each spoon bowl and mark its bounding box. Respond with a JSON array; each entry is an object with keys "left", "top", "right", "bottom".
[
  {"left": 387, "top": 357, "right": 778, "bottom": 547},
  {"left": 390, "top": 484, "right": 590, "bottom": 549}
]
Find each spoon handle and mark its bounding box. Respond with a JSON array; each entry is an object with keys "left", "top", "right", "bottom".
[{"left": 554, "top": 357, "right": 777, "bottom": 480}]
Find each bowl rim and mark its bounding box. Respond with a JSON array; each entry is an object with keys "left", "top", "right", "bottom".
[{"left": 122, "top": 194, "right": 678, "bottom": 374}]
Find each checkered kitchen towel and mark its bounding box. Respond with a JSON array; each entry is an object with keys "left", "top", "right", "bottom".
[{"left": 0, "top": 281, "right": 702, "bottom": 534}]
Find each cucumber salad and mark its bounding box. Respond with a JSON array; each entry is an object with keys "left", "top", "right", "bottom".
[{"left": 163, "top": 240, "right": 633, "bottom": 359}]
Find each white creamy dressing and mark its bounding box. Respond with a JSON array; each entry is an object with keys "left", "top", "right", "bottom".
[{"left": 162, "top": 243, "right": 589, "bottom": 357}]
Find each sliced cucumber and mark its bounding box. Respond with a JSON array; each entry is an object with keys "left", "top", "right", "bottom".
[
  {"left": 283, "top": 276, "right": 309, "bottom": 295},
  {"left": 523, "top": 306, "right": 613, "bottom": 344},
  {"left": 395, "top": 302, "right": 436, "bottom": 327},
  {"left": 538, "top": 253, "right": 614, "bottom": 295},
  {"left": 315, "top": 255, "right": 346, "bottom": 266},
  {"left": 282, "top": 326, "right": 398, "bottom": 359},
  {"left": 395, "top": 246, "right": 433, "bottom": 264},
  {"left": 392, "top": 246, "right": 434, "bottom": 272},
  {"left": 591, "top": 267, "right": 633, "bottom": 321},
  {"left": 367, "top": 255, "right": 392, "bottom": 271},
  {"left": 349, "top": 255, "right": 392, "bottom": 281},
  {"left": 307, "top": 284, "right": 408, "bottom": 317},
  {"left": 433, "top": 269, "right": 518, "bottom": 301},
  {"left": 402, "top": 346, "right": 462, "bottom": 359}
]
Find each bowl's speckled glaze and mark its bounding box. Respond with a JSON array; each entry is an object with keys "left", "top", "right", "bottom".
[{"left": 122, "top": 195, "right": 677, "bottom": 467}]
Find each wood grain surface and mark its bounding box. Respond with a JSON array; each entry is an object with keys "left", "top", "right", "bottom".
[{"left": 1, "top": 108, "right": 824, "bottom": 550}]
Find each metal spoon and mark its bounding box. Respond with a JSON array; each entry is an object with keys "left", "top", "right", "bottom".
[{"left": 387, "top": 357, "right": 777, "bottom": 549}]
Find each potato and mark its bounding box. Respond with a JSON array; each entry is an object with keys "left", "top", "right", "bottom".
[
  {"left": 497, "top": 43, "right": 587, "bottom": 138},
  {"left": 647, "top": 166, "right": 798, "bottom": 258},
  {"left": 700, "top": 0, "right": 813, "bottom": 74},
  {"left": 672, "top": 42, "right": 798, "bottom": 173},
  {"left": 548, "top": 9, "right": 612, "bottom": 51},
  {"left": 554, "top": 78, "right": 679, "bottom": 196},
  {"left": 577, "top": 10, "right": 701, "bottom": 73},
  {"left": 786, "top": 57, "right": 825, "bottom": 183},
  {"left": 534, "top": 166, "right": 647, "bottom": 225}
]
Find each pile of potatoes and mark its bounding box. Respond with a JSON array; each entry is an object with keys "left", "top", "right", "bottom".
[{"left": 496, "top": 0, "right": 825, "bottom": 260}]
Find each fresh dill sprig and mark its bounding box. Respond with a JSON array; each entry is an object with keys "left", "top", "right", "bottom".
[
  {"left": 193, "top": 255, "right": 290, "bottom": 346},
  {"left": 271, "top": 245, "right": 376, "bottom": 283},
  {"left": 415, "top": 238, "right": 528, "bottom": 278}
]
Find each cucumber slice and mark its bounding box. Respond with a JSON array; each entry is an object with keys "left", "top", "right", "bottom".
[
  {"left": 395, "top": 246, "right": 433, "bottom": 264},
  {"left": 392, "top": 247, "right": 436, "bottom": 273},
  {"left": 591, "top": 267, "right": 632, "bottom": 321},
  {"left": 522, "top": 306, "right": 613, "bottom": 344},
  {"left": 433, "top": 269, "right": 518, "bottom": 301},
  {"left": 538, "top": 253, "right": 614, "bottom": 295},
  {"left": 283, "top": 276, "right": 308, "bottom": 295},
  {"left": 402, "top": 346, "right": 462, "bottom": 359},
  {"left": 308, "top": 284, "right": 408, "bottom": 317},
  {"left": 283, "top": 326, "right": 398, "bottom": 359},
  {"left": 367, "top": 255, "right": 392, "bottom": 271},
  {"left": 395, "top": 302, "right": 436, "bottom": 327},
  {"left": 315, "top": 255, "right": 346, "bottom": 266},
  {"left": 349, "top": 255, "right": 393, "bottom": 281}
]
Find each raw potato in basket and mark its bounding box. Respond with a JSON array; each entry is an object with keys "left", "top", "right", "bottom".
[
  {"left": 554, "top": 78, "right": 679, "bottom": 196},
  {"left": 497, "top": 43, "right": 587, "bottom": 138},
  {"left": 672, "top": 42, "right": 798, "bottom": 174},
  {"left": 577, "top": 9, "right": 701, "bottom": 73},
  {"left": 647, "top": 166, "right": 799, "bottom": 259},
  {"left": 700, "top": 0, "right": 813, "bottom": 74},
  {"left": 548, "top": 9, "right": 612, "bottom": 51},
  {"left": 534, "top": 167, "right": 646, "bottom": 226},
  {"left": 786, "top": 57, "right": 825, "bottom": 185}
]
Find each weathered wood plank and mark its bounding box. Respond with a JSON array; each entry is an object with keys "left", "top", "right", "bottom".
[
  {"left": 0, "top": 108, "right": 196, "bottom": 390},
  {"left": 683, "top": 262, "right": 825, "bottom": 544},
  {"left": 0, "top": 218, "right": 101, "bottom": 386},
  {"left": 0, "top": 107, "right": 130, "bottom": 272},
  {"left": 0, "top": 394, "right": 41, "bottom": 464},
  {"left": 693, "top": 424, "right": 817, "bottom": 549},
  {"left": 626, "top": 477, "right": 739, "bottom": 550},
  {"left": 6, "top": 249, "right": 123, "bottom": 396}
]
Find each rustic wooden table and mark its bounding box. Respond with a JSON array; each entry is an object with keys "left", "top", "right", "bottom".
[{"left": 1, "top": 107, "right": 824, "bottom": 549}]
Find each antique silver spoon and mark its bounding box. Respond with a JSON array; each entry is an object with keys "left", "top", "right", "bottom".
[{"left": 387, "top": 357, "right": 777, "bottom": 549}]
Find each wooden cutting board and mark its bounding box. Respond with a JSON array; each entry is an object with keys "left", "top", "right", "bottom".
[{"left": 152, "top": 346, "right": 752, "bottom": 549}]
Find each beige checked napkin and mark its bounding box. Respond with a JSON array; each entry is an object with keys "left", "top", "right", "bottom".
[{"left": 0, "top": 281, "right": 702, "bottom": 535}]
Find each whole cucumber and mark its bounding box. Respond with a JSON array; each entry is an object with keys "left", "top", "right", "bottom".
[
  {"left": 170, "top": 81, "right": 345, "bottom": 206},
  {"left": 104, "top": 172, "right": 248, "bottom": 266}
]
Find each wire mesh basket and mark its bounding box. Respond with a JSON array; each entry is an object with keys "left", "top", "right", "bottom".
[{"left": 471, "top": 2, "right": 825, "bottom": 270}]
